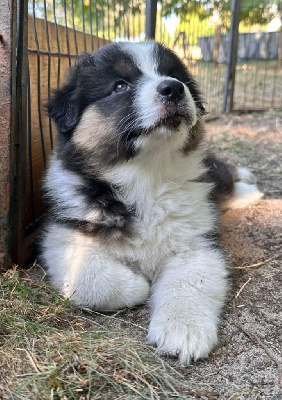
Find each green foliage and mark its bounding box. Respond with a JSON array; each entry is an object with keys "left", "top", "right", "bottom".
[
  {"left": 2, "top": 271, "right": 42, "bottom": 301},
  {"left": 178, "top": 13, "right": 216, "bottom": 44},
  {"left": 162, "top": 0, "right": 280, "bottom": 28},
  {"left": 29, "top": 0, "right": 146, "bottom": 40}
]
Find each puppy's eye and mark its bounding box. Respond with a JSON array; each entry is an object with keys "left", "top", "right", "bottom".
[{"left": 114, "top": 81, "right": 129, "bottom": 93}]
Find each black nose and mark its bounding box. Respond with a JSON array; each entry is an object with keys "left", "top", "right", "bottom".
[{"left": 157, "top": 80, "right": 185, "bottom": 103}]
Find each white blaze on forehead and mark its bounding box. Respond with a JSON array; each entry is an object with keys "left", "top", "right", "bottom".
[
  {"left": 120, "top": 42, "right": 197, "bottom": 130},
  {"left": 120, "top": 42, "right": 159, "bottom": 77}
]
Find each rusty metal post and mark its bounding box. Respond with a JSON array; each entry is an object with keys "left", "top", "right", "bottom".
[
  {"left": 11, "top": 0, "right": 29, "bottom": 266},
  {"left": 0, "top": 0, "right": 28, "bottom": 268},
  {"left": 0, "top": 0, "right": 15, "bottom": 268}
]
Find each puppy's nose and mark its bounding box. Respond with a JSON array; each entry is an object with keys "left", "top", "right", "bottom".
[{"left": 157, "top": 80, "right": 185, "bottom": 103}]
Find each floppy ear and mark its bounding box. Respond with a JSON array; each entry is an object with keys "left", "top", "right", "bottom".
[{"left": 47, "top": 67, "right": 80, "bottom": 134}]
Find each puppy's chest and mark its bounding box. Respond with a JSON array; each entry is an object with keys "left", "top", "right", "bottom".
[
  {"left": 110, "top": 182, "right": 211, "bottom": 276},
  {"left": 135, "top": 189, "right": 188, "bottom": 240}
]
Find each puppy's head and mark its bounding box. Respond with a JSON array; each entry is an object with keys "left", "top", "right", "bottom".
[{"left": 47, "top": 42, "right": 206, "bottom": 166}]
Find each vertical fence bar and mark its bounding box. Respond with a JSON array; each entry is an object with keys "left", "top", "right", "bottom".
[
  {"left": 11, "top": 0, "right": 29, "bottom": 265},
  {"left": 278, "top": 4, "right": 282, "bottom": 67},
  {"left": 223, "top": 0, "right": 240, "bottom": 113},
  {"left": 32, "top": 1, "right": 47, "bottom": 168},
  {"left": 0, "top": 0, "right": 15, "bottom": 267},
  {"left": 145, "top": 0, "right": 157, "bottom": 40}
]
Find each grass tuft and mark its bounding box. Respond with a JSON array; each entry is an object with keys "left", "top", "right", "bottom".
[{"left": 0, "top": 267, "right": 197, "bottom": 400}]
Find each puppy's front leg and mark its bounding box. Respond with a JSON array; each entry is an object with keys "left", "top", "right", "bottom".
[{"left": 147, "top": 247, "right": 228, "bottom": 365}]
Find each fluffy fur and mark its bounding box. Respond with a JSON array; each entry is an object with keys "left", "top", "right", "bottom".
[{"left": 42, "top": 42, "right": 262, "bottom": 365}]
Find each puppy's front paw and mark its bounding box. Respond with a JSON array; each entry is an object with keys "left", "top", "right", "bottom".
[{"left": 147, "top": 315, "right": 218, "bottom": 365}]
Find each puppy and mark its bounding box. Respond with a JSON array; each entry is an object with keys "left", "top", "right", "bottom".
[{"left": 42, "top": 42, "right": 262, "bottom": 364}]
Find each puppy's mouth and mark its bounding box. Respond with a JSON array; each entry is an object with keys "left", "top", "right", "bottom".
[{"left": 143, "top": 106, "right": 193, "bottom": 134}]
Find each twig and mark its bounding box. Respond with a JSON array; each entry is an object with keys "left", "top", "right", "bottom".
[
  {"left": 16, "top": 349, "right": 42, "bottom": 373},
  {"left": 233, "top": 282, "right": 282, "bottom": 388},
  {"left": 234, "top": 278, "right": 251, "bottom": 299},
  {"left": 227, "top": 391, "right": 249, "bottom": 400},
  {"left": 81, "top": 307, "right": 147, "bottom": 331},
  {"left": 231, "top": 253, "right": 282, "bottom": 270},
  {"left": 185, "top": 389, "right": 219, "bottom": 399}
]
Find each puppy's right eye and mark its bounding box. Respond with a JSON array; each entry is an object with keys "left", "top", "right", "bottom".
[{"left": 114, "top": 81, "right": 129, "bottom": 93}]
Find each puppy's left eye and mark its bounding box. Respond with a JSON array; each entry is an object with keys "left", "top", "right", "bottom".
[{"left": 114, "top": 81, "right": 129, "bottom": 93}]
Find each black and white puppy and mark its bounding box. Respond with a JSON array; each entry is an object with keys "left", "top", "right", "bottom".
[{"left": 42, "top": 42, "right": 262, "bottom": 364}]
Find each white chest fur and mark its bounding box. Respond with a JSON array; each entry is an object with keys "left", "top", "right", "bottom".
[{"left": 103, "top": 146, "right": 215, "bottom": 281}]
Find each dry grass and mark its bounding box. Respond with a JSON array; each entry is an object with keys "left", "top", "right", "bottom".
[{"left": 0, "top": 266, "right": 201, "bottom": 400}]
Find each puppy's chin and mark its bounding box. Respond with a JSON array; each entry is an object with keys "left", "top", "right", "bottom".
[
  {"left": 139, "top": 97, "right": 197, "bottom": 137},
  {"left": 142, "top": 111, "right": 195, "bottom": 136}
]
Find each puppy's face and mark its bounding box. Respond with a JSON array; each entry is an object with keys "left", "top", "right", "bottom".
[{"left": 48, "top": 42, "right": 205, "bottom": 166}]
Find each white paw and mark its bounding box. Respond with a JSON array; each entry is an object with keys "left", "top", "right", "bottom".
[{"left": 147, "top": 316, "right": 218, "bottom": 365}]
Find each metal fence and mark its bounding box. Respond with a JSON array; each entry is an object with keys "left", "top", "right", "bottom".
[
  {"left": 157, "top": 0, "right": 282, "bottom": 114},
  {"left": 233, "top": 0, "right": 282, "bottom": 111},
  {"left": 1, "top": 0, "right": 281, "bottom": 266}
]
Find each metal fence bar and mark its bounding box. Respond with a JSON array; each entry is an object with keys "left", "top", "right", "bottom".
[
  {"left": 223, "top": 0, "right": 240, "bottom": 113},
  {"left": 32, "top": 0, "right": 47, "bottom": 168},
  {"left": 89, "top": 0, "right": 94, "bottom": 51},
  {"left": 101, "top": 0, "right": 106, "bottom": 41},
  {"left": 71, "top": 0, "right": 79, "bottom": 55},
  {"left": 0, "top": 0, "right": 15, "bottom": 267},
  {"left": 52, "top": 0, "right": 61, "bottom": 88},
  {"left": 146, "top": 0, "right": 157, "bottom": 39},
  {"left": 63, "top": 0, "right": 72, "bottom": 65},
  {"left": 81, "top": 0, "right": 87, "bottom": 51},
  {"left": 94, "top": 0, "right": 100, "bottom": 48},
  {"left": 27, "top": 68, "right": 35, "bottom": 224},
  {"left": 43, "top": 0, "right": 53, "bottom": 149},
  {"left": 12, "top": 0, "right": 29, "bottom": 265},
  {"left": 28, "top": 48, "right": 78, "bottom": 57}
]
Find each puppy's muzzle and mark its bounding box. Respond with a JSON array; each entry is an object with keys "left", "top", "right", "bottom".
[{"left": 157, "top": 80, "right": 185, "bottom": 104}]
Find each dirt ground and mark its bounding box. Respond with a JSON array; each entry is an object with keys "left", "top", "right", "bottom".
[
  {"left": 89, "top": 112, "right": 282, "bottom": 399},
  {"left": 6, "top": 112, "right": 281, "bottom": 399}
]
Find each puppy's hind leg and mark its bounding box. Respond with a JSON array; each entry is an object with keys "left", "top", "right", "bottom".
[{"left": 42, "top": 224, "right": 150, "bottom": 311}]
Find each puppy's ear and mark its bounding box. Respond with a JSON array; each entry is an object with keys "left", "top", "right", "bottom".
[{"left": 47, "top": 67, "right": 80, "bottom": 134}]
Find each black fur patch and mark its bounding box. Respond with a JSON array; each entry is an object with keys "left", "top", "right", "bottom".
[
  {"left": 182, "top": 119, "right": 206, "bottom": 154},
  {"left": 51, "top": 216, "right": 134, "bottom": 240},
  {"left": 47, "top": 44, "right": 144, "bottom": 161},
  {"left": 44, "top": 172, "right": 135, "bottom": 239},
  {"left": 203, "top": 154, "right": 234, "bottom": 203}
]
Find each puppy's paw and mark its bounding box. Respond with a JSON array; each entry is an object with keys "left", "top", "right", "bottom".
[{"left": 147, "top": 316, "right": 218, "bottom": 365}]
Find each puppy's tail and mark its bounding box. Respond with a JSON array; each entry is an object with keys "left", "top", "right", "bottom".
[
  {"left": 224, "top": 166, "right": 263, "bottom": 209},
  {"left": 203, "top": 155, "right": 263, "bottom": 210}
]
